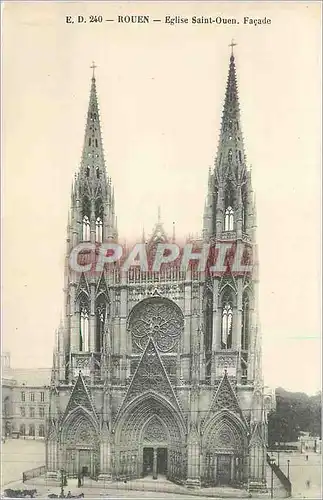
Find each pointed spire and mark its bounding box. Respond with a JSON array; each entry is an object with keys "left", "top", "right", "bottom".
[
  {"left": 79, "top": 63, "right": 107, "bottom": 182},
  {"left": 215, "top": 44, "right": 246, "bottom": 177},
  {"left": 147, "top": 206, "right": 168, "bottom": 246}
]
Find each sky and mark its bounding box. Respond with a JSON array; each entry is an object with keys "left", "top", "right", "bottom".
[{"left": 2, "top": 2, "right": 322, "bottom": 395}]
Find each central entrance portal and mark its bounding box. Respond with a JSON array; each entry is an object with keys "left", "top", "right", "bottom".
[{"left": 142, "top": 447, "right": 168, "bottom": 479}]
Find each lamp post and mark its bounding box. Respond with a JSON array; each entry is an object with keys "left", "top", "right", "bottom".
[
  {"left": 269, "top": 456, "right": 276, "bottom": 498},
  {"left": 287, "top": 460, "right": 290, "bottom": 480}
]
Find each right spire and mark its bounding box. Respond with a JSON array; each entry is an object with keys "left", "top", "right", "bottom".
[{"left": 215, "top": 42, "right": 246, "bottom": 175}]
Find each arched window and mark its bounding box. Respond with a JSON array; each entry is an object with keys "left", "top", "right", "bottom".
[
  {"left": 228, "top": 149, "right": 233, "bottom": 163},
  {"left": 238, "top": 150, "right": 242, "bottom": 163},
  {"left": 39, "top": 424, "right": 45, "bottom": 438},
  {"left": 96, "top": 217, "right": 103, "bottom": 243},
  {"left": 224, "top": 185, "right": 235, "bottom": 231},
  {"left": 95, "top": 199, "right": 104, "bottom": 243},
  {"left": 96, "top": 299, "right": 106, "bottom": 352},
  {"left": 86, "top": 166, "right": 90, "bottom": 178},
  {"left": 96, "top": 166, "right": 100, "bottom": 179},
  {"left": 221, "top": 292, "right": 233, "bottom": 349},
  {"left": 82, "top": 215, "right": 90, "bottom": 241},
  {"left": 88, "top": 138, "right": 91, "bottom": 147},
  {"left": 95, "top": 139, "right": 98, "bottom": 147},
  {"left": 224, "top": 206, "right": 234, "bottom": 231},
  {"left": 20, "top": 424, "right": 25, "bottom": 436},
  {"left": 241, "top": 292, "right": 250, "bottom": 351},
  {"left": 80, "top": 304, "right": 89, "bottom": 352},
  {"left": 29, "top": 424, "right": 35, "bottom": 437}
]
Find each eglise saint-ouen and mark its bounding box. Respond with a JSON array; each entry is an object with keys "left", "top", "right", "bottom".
[{"left": 46, "top": 47, "right": 270, "bottom": 491}]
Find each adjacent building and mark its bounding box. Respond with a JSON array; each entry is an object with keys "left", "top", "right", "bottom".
[
  {"left": 1, "top": 353, "right": 50, "bottom": 439},
  {"left": 46, "top": 48, "right": 269, "bottom": 490}
]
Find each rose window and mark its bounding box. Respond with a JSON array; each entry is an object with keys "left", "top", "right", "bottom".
[{"left": 128, "top": 297, "right": 183, "bottom": 353}]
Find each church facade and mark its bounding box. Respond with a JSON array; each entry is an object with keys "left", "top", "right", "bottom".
[{"left": 46, "top": 49, "right": 269, "bottom": 490}]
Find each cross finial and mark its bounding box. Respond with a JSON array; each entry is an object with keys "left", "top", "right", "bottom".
[
  {"left": 229, "top": 39, "right": 237, "bottom": 55},
  {"left": 157, "top": 206, "right": 161, "bottom": 223},
  {"left": 90, "top": 61, "right": 97, "bottom": 78}
]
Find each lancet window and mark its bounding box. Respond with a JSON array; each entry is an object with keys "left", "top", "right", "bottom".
[
  {"left": 95, "top": 199, "right": 104, "bottom": 243},
  {"left": 80, "top": 303, "right": 90, "bottom": 352},
  {"left": 96, "top": 297, "right": 106, "bottom": 352},
  {"left": 82, "top": 197, "right": 91, "bottom": 241},
  {"left": 221, "top": 291, "right": 233, "bottom": 349},
  {"left": 224, "top": 185, "right": 235, "bottom": 231}
]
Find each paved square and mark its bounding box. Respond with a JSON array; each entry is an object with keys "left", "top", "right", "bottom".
[{"left": 1, "top": 439, "right": 45, "bottom": 486}]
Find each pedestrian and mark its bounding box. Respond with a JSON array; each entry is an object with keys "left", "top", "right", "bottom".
[
  {"left": 77, "top": 475, "right": 81, "bottom": 488},
  {"left": 66, "top": 491, "right": 72, "bottom": 498},
  {"left": 306, "top": 479, "right": 311, "bottom": 489},
  {"left": 306, "top": 454, "right": 308, "bottom": 461}
]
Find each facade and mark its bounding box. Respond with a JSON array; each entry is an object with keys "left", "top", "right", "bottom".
[
  {"left": 1, "top": 353, "right": 50, "bottom": 439},
  {"left": 47, "top": 49, "right": 269, "bottom": 490}
]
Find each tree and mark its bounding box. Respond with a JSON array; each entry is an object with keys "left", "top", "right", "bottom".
[{"left": 267, "top": 388, "right": 321, "bottom": 446}]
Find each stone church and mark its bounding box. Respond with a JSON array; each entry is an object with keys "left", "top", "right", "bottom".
[{"left": 46, "top": 48, "right": 269, "bottom": 490}]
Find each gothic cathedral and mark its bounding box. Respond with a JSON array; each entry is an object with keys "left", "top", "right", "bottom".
[{"left": 46, "top": 50, "right": 268, "bottom": 491}]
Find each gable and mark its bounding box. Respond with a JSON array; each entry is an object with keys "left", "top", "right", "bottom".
[
  {"left": 205, "top": 371, "right": 244, "bottom": 424},
  {"left": 76, "top": 272, "right": 90, "bottom": 299},
  {"left": 116, "top": 339, "right": 183, "bottom": 420},
  {"left": 62, "top": 372, "right": 98, "bottom": 423}
]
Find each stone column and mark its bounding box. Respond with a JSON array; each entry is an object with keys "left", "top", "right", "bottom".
[
  {"left": 230, "top": 456, "right": 234, "bottom": 483},
  {"left": 186, "top": 442, "right": 201, "bottom": 488},
  {"left": 234, "top": 280, "right": 243, "bottom": 350},
  {"left": 216, "top": 185, "right": 224, "bottom": 235},
  {"left": 211, "top": 279, "right": 220, "bottom": 383},
  {"left": 70, "top": 285, "right": 78, "bottom": 353},
  {"left": 236, "top": 184, "right": 242, "bottom": 239},
  {"left": 183, "top": 279, "right": 191, "bottom": 382},
  {"left": 90, "top": 199, "right": 96, "bottom": 244},
  {"left": 98, "top": 439, "right": 112, "bottom": 482},
  {"left": 120, "top": 273, "right": 127, "bottom": 383},
  {"left": 89, "top": 283, "right": 96, "bottom": 352},
  {"left": 153, "top": 448, "right": 158, "bottom": 480},
  {"left": 213, "top": 455, "right": 217, "bottom": 484}
]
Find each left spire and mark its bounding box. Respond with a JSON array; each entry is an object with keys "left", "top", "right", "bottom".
[{"left": 79, "top": 62, "right": 107, "bottom": 181}]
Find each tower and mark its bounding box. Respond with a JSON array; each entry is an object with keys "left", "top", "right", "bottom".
[
  {"left": 202, "top": 44, "right": 267, "bottom": 489},
  {"left": 47, "top": 49, "right": 268, "bottom": 492},
  {"left": 47, "top": 67, "right": 117, "bottom": 479}
]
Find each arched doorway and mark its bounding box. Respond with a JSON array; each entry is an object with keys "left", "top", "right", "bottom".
[
  {"left": 61, "top": 409, "right": 100, "bottom": 479},
  {"left": 141, "top": 415, "right": 169, "bottom": 478},
  {"left": 202, "top": 411, "right": 247, "bottom": 487},
  {"left": 114, "top": 392, "right": 186, "bottom": 483}
]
